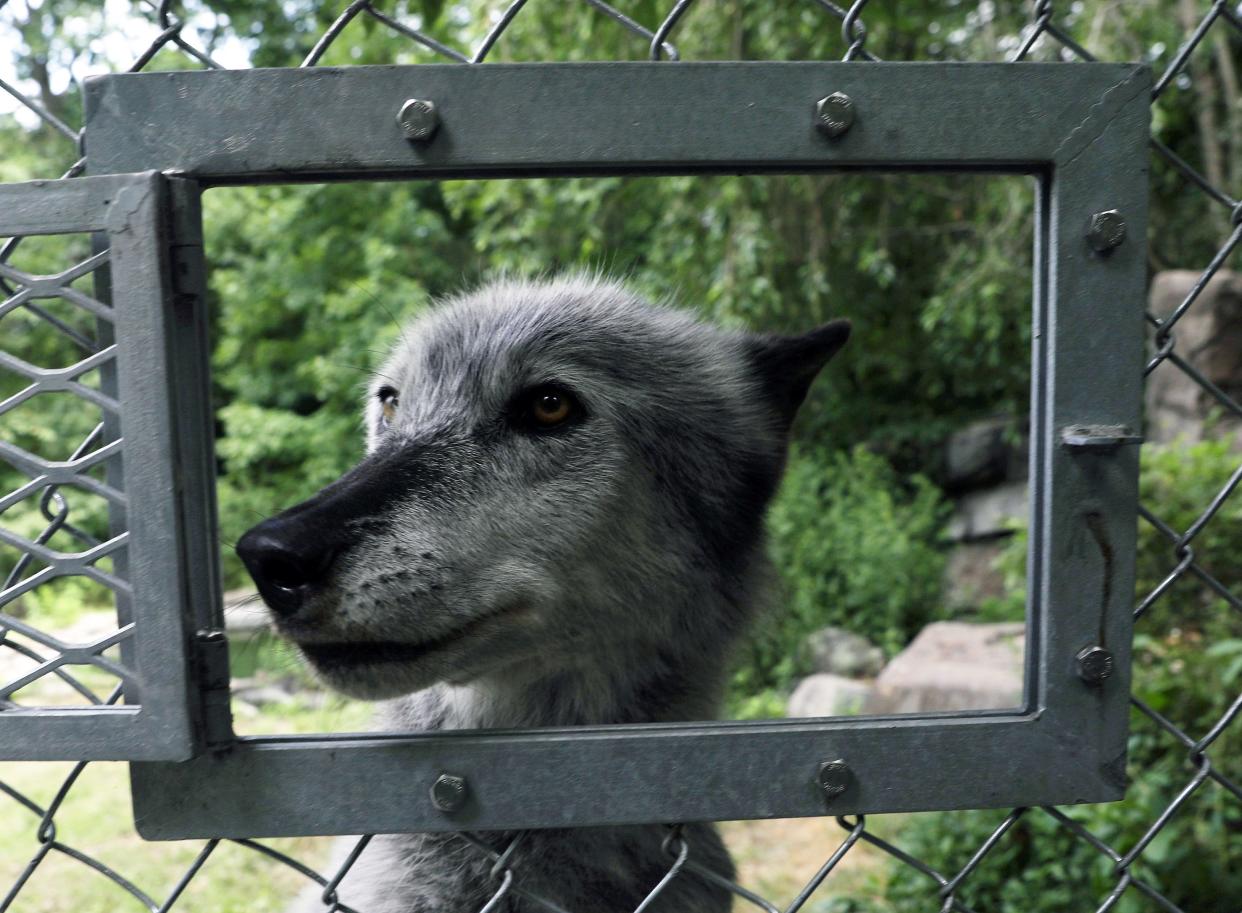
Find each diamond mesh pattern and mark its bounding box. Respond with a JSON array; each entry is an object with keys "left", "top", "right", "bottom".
[{"left": 2, "top": 2, "right": 1239, "bottom": 911}]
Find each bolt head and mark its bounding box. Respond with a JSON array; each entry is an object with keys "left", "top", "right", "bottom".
[
  {"left": 398, "top": 98, "right": 440, "bottom": 141},
  {"left": 1077, "top": 646, "right": 1114, "bottom": 684},
  {"left": 430, "top": 773, "right": 468, "bottom": 812},
  {"left": 817, "top": 759, "right": 852, "bottom": 798},
  {"left": 815, "top": 93, "right": 855, "bottom": 139},
  {"left": 1086, "top": 210, "right": 1126, "bottom": 252}
]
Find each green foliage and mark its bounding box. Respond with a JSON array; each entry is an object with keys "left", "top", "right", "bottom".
[
  {"left": 0, "top": 230, "right": 115, "bottom": 586},
  {"left": 882, "top": 624, "right": 1242, "bottom": 912},
  {"left": 981, "top": 438, "right": 1242, "bottom": 627},
  {"left": 443, "top": 170, "right": 1035, "bottom": 467},
  {"left": 884, "top": 438, "right": 1242, "bottom": 912},
  {"left": 203, "top": 181, "right": 463, "bottom": 579},
  {"left": 200, "top": 166, "right": 1030, "bottom": 587},
  {"left": 1134, "top": 437, "right": 1242, "bottom": 627},
  {"left": 730, "top": 445, "right": 949, "bottom": 707}
]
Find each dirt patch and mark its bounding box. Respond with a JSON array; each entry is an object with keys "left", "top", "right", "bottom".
[{"left": 721, "top": 815, "right": 893, "bottom": 907}]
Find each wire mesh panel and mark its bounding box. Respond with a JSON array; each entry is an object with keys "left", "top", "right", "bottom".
[
  {"left": 0, "top": 173, "right": 202, "bottom": 761},
  {"left": 0, "top": 2, "right": 1239, "bottom": 912}
]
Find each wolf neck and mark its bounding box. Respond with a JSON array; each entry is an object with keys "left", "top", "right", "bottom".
[
  {"left": 432, "top": 590, "right": 754, "bottom": 731},
  {"left": 438, "top": 655, "right": 721, "bottom": 730}
]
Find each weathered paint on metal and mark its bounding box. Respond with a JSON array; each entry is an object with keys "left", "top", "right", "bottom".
[{"left": 64, "top": 60, "right": 1153, "bottom": 833}]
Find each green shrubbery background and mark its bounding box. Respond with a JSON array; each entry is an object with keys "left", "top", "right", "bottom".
[
  {"left": 3, "top": 2, "right": 1240, "bottom": 909},
  {"left": 869, "top": 438, "right": 1242, "bottom": 912}
]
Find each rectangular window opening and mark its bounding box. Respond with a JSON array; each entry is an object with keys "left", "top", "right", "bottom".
[{"left": 200, "top": 172, "right": 1037, "bottom": 740}]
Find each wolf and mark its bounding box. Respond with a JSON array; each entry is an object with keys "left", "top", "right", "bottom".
[{"left": 237, "top": 275, "right": 849, "bottom": 913}]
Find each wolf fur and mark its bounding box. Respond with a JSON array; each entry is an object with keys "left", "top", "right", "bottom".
[{"left": 237, "top": 275, "right": 849, "bottom": 913}]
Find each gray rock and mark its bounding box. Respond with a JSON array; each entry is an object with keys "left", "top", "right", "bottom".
[
  {"left": 943, "top": 540, "right": 1012, "bottom": 611},
  {"left": 799, "top": 626, "right": 884, "bottom": 678},
  {"left": 787, "top": 674, "right": 875, "bottom": 718},
  {"left": 232, "top": 684, "right": 296, "bottom": 707},
  {"left": 944, "top": 417, "right": 1028, "bottom": 492},
  {"left": 865, "top": 621, "right": 1024, "bottom": 714},
  {"left": 1145, "top": 269, "right": 1242, "bottom": 445},
  {"left": 946, "top": 481, "right": 1027, "bottom": 542}
]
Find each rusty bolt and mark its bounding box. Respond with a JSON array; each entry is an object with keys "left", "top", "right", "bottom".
[
  {"left": 1086, "top": 210, "right": 1126, "bottom": 252},
  {"left": 815, "top": 93, "right": 856, "bottom": 139},
  {"left": 1077, "top": 646, "right": 1114, "bottom": 685},
  {"left": 817, "top": 759, "right": 852, "bottom": 798},
  {"left": 398, "top": 98, "right": 440, "bottom": 141},
  {"left": 430, "top": 773, "right": 468, "bottom": 813}
]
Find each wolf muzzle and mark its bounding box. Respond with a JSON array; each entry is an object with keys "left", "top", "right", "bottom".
[{"left": 236, "top": 442, "right": 434, "bottom": 618}]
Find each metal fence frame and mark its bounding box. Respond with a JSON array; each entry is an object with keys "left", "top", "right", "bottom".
[
  {"left": 65, "top": 60, "right": 1150, "bottom": 837},
  {"left": 1, "top": 1, "right": 1240, "bottom": 912}
]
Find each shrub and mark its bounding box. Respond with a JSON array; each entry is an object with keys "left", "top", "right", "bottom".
[
  {"left": 729, "top": 445, "right": 949, "bottom": 710},
  {"left": 882, "top": 438, "right": 1242, "bottom": 911}
]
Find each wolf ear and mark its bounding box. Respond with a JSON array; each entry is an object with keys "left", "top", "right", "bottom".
[{"left": 746, "top": 320, "right": 851, "bottom": 425}]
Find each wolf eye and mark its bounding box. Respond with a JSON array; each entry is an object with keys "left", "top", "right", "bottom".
[
  {"left": 377, "top": 386, "right": 399, "bottom": 430},
  {"left": 520, "top": 385, "right": 577, "bottom": 430}
]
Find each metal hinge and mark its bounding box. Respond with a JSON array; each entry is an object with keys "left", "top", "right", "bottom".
[{"left": 194, "top": 630, "right": 235, "bottom": 748}]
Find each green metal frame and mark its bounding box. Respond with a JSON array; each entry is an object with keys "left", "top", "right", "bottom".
[{"left": 60, "top": 60, "right": 1153, "bottom": 836}]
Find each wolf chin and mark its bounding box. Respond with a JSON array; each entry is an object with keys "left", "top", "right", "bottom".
[{"left": 238, "top": 275, "right": 849, "bottom": 913}]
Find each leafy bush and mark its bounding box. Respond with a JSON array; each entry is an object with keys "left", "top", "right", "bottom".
[
  {"left": 729, "top": 445, "right": 949, "bottom": 711},
  {"left": 881, "top": 629, "right": 1242, "bottom": 912},
  {"left": 881, "top": 438, "right": 1242, "bottom": 911}
]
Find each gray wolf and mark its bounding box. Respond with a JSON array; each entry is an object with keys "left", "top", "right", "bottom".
[{"left": 237, "top": 275, "right": 849, "bottom": 913}]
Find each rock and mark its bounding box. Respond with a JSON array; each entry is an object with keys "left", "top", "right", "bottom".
[
  {"left": 1145, "top": 269, "right": 1242, "bottom": 444},
  {"left": 788, "top": 674, "right": 875, "bottom": 718},
  {"left": 230, "top": 699, "right": 261, "bottom": 718},
  {"left": 946, "top": 481, "right": 1027, "bottom": 542},
  {"left": 223, "top": 589, "right": 271, "bottom": 632},
  {"left": 865, "top": 621, "right": 1024, "bottom": 714},
  {"left": 232, "top": 684, "right": 296, "bottom": 707},
  {"left": 943, "top": 540, "right": 1011, "bottom": 611},
  {"left": 943, "top": 417, "right": 1028, "bottom": 492},
  {"left": 799, "top": 626, "right": 884, "bottom": 678}
]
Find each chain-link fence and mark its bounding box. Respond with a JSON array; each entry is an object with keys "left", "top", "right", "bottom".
[{"left": 2, "top": 0, "right": 1241, "bottom": 911}]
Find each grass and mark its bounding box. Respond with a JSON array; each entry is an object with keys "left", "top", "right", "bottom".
[
  {"left": 722, "top": 814, "right": 903, "bottom": 908},
  {"left": 0, "top": 760, "right": 339, "bottom": 913},
  {"left": 2, "top": 600, "right": 906, "bottom": 910},
  {"left": 0, "top": 755, "right": 904, "bottom": 913},
  {"left": 1, "top": 607, "right": 366, "bottom": 911}
]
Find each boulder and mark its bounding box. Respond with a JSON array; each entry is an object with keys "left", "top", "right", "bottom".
[
  {"left": 232, "top": 684, "right": 296, "bottom": 707},
  {"left": 943, "top": 417, "right": 1028, "bottom": 492},
  {"left": 1145, "top": 269, "right": 1242, "bottom": 444},
  {"left": 799, "top": 626, "right": 885, "bottom": 679},
  {"left": 865, "top": 621, "right": 1024, "bottom": 714},
  {"left": 787, "top": 673, "right": 875, "bottom": 718},
  {"left": 946, "top": 481, "right": 1027, "bottom": 542},
  {"left": 943, "top": 540, "right": 1012, "bottom": 611}
]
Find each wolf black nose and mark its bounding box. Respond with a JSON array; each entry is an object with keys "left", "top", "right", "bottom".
[{"left": 236, "top": 522, "right": 336, "bottom": 617}]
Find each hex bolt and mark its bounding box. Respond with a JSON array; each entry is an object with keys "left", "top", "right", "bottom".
[
  {"left": 817, "top": 759, "right": 852, "bottom": 798},
  {"left": 815, "top": 92, "right": 856, "bottom": 139},
  {"left": 1077, "top": 645, "right": 1114, "bottom": 685},
  {"left": 398, "top": 98, "right": 440, "bottom": 142},
  {"left": 1086, "top": 210, "right": 1126, "bottom": 252},
  {"left": 430, "top": 772, "right": 469, "bottom": 813}
]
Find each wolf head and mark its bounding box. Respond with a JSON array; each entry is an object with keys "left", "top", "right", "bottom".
[{"left": 237, "top": 276, "right": 848, "bottom": 704}]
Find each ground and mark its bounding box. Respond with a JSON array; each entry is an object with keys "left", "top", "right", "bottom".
[{"left": 1, "top": 611, "right": 899, "bottom": 911}]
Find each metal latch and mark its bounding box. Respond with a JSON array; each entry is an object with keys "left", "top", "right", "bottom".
[{"left": 1060, "top": 425, "right": 1144, "bottom": 452}]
